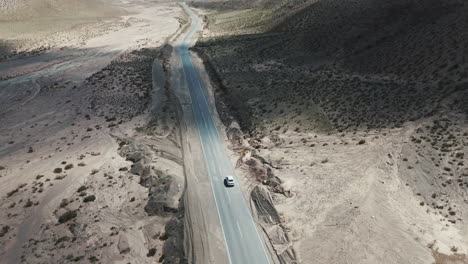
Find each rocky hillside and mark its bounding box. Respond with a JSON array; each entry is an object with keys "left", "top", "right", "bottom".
[
  {"left": 194, "top": 0, "right": 467, "bottom": 263},
  {"left": 196, "top": 0, "right": 467, "bottom": 133}
]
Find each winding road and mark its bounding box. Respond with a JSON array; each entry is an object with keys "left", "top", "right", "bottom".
[{"left": 175, "top": 4, "right": 272, "bottom": 264}]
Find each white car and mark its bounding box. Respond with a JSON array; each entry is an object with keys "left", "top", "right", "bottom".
[{"left": 224, "top": 175, "right": 235, "bottom": 187}]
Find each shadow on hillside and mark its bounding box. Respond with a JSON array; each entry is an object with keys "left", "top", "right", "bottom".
[{"left": 193, "top": 0, "right": 468, "bottom": 134}]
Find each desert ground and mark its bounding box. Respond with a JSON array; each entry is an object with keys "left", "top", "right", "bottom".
[
  {"left": 1, "top": 0, "right": 467, "bottom": 263},
  {"left": 193, "top": 0, "right": 468, "bottom": 263},
  {"left": 0, "top": 0, "right": 188, "bottom": 263}
]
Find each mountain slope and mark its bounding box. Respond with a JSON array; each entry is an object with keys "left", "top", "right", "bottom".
[{"left": 194, "top": 0, "right": 468, "bottom": 263}]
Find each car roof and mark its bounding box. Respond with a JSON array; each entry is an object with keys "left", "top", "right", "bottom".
[{"left": 226, "top": 175, "right": 234, "bottom": 180}]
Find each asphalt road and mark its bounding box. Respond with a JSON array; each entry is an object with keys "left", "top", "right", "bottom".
[{"left": 176, "top": 4, "right": 272, "bottom": 264}]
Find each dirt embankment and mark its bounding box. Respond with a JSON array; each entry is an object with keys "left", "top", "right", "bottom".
[{"left": 192, "top": 0, "right": 468, "bottom": 263}]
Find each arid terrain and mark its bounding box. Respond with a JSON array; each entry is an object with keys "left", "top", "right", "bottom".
[
  {"left": 0, "top": 0, "right": 187, "bottom": 263},
  {"left": 1, "top": 0, "right": 467, "bottom": 263},
  {"left": 193, "top": 0, "right": 468, "bottom": 263}
]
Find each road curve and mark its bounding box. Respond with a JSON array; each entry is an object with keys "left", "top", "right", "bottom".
[{"left": 176, "top": 4, "right": 273, "bottom": 264}]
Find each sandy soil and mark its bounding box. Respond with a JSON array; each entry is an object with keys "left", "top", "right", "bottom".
[{"left": 0, "top": 1, "right": 187, "bottom": 263}]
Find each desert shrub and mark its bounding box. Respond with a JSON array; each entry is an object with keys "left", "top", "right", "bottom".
[
  {"left": 0, "top": 166, "right": 5, "bottom": 170},
  {"left": 58, "top": 211, "right": 77, "bottom": 223},
  {"left": 358, "top": 139, "right": 366, "bottom": 145},
  {"left": 24, "top": 199, "right": 33, "bottom": 208},
  {"left": 6, "top": 188, "right": 19, "bottom": 197},
  {"left": 77, "top": 186, "right": 87, "bottom": 192},
  {"left": 64, "top": 164, "right": 74, "bottom": 170},
  {"left": 54, "top": 168, "right": 63, "bottom": 173},
  {"left": 159, "top": 232, "right": 168, "bottom": 240},
  {"left": 55, "top": 236, "right": 69, "bottom": 245},
  {"left": 0, "top": 226, "right": 10, "bottom": 237},
  {"left": 147, "top": 248, "right": 156, "bottom": 257},
  {"left": 60, "top": 199, "right": 69, "bottom": 208},
  {"left": 83, "top": 195, "right": 96, "bottom": 203},
  {"left": 74, "top": 256, "right": 84, "bottom": 262}
]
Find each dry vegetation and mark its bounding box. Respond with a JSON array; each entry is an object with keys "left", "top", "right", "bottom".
[
  {"left": 86, "top": 47, "right": 166, "bottom": 120},
  {"left": 0, "top": 1, "right": 186, "bottom": 263},
  {"left": 194, "top": 0, "right": 468, "bottom": 262},
  {"left": 196, "top": 0, "right": 468, "bottom": 134}
]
